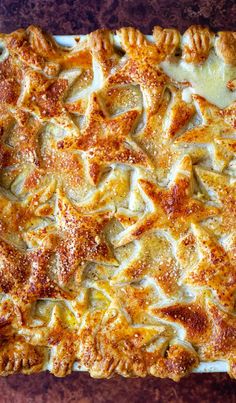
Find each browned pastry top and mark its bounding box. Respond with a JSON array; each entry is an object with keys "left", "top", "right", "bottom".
[{"left": 0, "top": 25, "right": 235, "bottom": 380}]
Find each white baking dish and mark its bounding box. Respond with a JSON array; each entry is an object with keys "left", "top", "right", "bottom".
[{"left": 53, "top": 34, "right": 228, "bottom": 375}]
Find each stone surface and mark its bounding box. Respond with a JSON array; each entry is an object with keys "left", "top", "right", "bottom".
[
  {"left": 0, "top": 0, "right": 236, "bottom": 401},
  {"left": 0, "top": 0, "right": 235, "bottom": 33},
  {"left": 0, "top": 372, "right": 236, "bottom": 403}
]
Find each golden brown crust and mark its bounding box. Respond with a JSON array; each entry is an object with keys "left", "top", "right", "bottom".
[
  {"left": 164, "top": 88, "right": 195, "bottom": 138},
  {"left": 215, "top": 32, "right": 236, "bottom": 65},
  {"left": 57, "top": 93, "right": 151, "bottom": 184},
  {"left": 200, "top": 302, "right": 236, "bottom": 376},
  {"left": 0, "top": 341, "right": 47, "bottom": 375},
  {"left": 107, "top": 54, "right": 168, "bottom": 116},
  {"left": 153, "top": 26, "right": 180, "bottom": 61},
  {"left": 114, "top": 155, "right": 218, "bottom": 246},
  {"left": 153, "top": 299, "right": 210, "bottom": 344},
  {"left": 227, "top": 79, "right": 236, "bottom": 91},
  {"left": 174, "top": 95, "right": 236, "bottom": 171},
  {"left": 89, "top": 29, "right": 119, "bottom": 76},
  {"left": 183, "top": 225, "right": 236, "bottom": 311},
  {"left": 182, "top": 25, "right": 214, "bottom": 64},
  {"left": 0, "top": 25, "right": 235, "bottom": 379},
  {"left": 149, "top": 344, "right": 199, "bottom": 381}
]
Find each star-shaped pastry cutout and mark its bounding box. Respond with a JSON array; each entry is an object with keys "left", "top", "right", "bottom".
[
  {"left": 114, "top": 155, "right": 218, "bottom": 246},
  {"left": 174, "top": 95, "right": 236, "bottom": 171},
  {"left": 56, "top": 190, "right": 117, "bottom": 286},
  {"left": 57, "top": 94, "right": 151, "bottom": 185},
  {"left": 107, "top": 57, "right": 168, "bottom": 117},
  {"left": 25, "top": 247, "right": 71, "bottom": 302},
  {"left": 184, "top": 224, "right": 236, "bottom": 311},
  {"left": 135, "top": 87, "right": 196, "bottom": 180},
  {"left": 113, "top": 281, "right": 160, "bottom": 324},
  {"left": 19, "top": 70, "right": 79, "bottom": 135},
  {"left": 0, "top": 238, "right": 68, "bottom": 302},
  {"left": 111, "top": 233, "right": 180, "bottom": 297},
  {"left": 195, "top": 166, "right": 236, "bottom": 234},
  {"left": 152, "top": 296, "right": 210, "bottom": 345},
  {"left": 77, "top": 278, "right": 159, "bottom": 326},
  {"left": 0, "top": 177, "right": 57, "bottom": 248},
  {"left": 11, "top": 135, "right": 84, "bottom": 202},
  {"left": 20, "top": 303, "right": 80, "bottom": 376},
  {"left": 105, "top": 28, "right": 169, "bottom": 116},
  {"left": 1, "top": 114, "right": 43, "bottom": 168},
  {"left": 31, "top": 122, "right": 85, "bottom": 191},
  {"left": 75, "top": 167, "right": 130, "bottom": 212}
]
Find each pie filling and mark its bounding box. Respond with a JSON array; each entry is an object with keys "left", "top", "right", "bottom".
[{"left": 0, "top": 25, "right": 235, "bottom": 380}]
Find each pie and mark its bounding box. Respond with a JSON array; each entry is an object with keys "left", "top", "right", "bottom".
[{"left": 0, "top": 25, "right": 235, "bottom": 380}]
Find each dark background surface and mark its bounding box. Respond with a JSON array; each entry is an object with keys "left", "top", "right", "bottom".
[
  {"left": 0, "top": 371, "right": 236, "bottom": 403},
  {"left": 0, "top": 0, "right": 236, "bottom": 402},
  {"left": 0, "top": 0, "right": 236, "bottom": 33}
]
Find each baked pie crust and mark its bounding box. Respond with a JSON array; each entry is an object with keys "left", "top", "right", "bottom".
[{"left": 0, "top": 25, "right": 235, "bottom": 380}]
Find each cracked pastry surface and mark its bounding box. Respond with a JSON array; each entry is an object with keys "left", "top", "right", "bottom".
[{"left": 0, "top": 25, "right": 235, "bottom": 380}]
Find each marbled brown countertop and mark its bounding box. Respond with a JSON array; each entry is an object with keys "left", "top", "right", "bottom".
[
  {"left": 0, "top": 1, "right": 236, "bottom": 402},
  {"left": 0, "top": 371, "right": 236, "bottom": 403},
  {"left": 0, "top": 0, "right": 235, "bottom": 33}
]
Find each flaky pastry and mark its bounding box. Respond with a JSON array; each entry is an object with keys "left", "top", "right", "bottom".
[{"left": 0, "top": 25, "right": 235, "bottom": 380}]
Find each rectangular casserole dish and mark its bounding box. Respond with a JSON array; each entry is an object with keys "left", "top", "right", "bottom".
[{"left": 0, "top": 26, "right": 235, "bottom": 379}]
